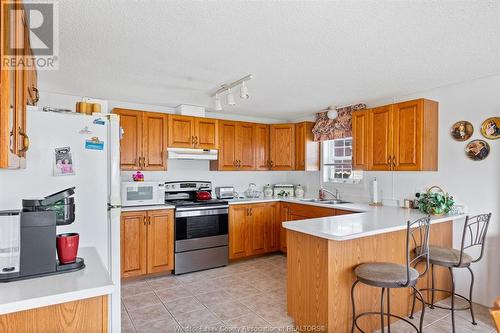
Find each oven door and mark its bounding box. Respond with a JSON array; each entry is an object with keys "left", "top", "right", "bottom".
[{"left": 175, "top": 206, "right": 228, "bottom": 252}]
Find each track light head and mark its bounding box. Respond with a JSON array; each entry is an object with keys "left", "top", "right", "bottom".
[
  {"left": 240, "top": 81, "right": 249, "bottom": 99},
  {"left": 214, "top": 94, "right": 222, "bottom": 111},
  {"left": 227, "top": 88, "right": 235, "bottom": 106}
]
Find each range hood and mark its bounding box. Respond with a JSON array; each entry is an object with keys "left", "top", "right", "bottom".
[{"left": 167, "top": 148, "right": 218, "bottom": 160}]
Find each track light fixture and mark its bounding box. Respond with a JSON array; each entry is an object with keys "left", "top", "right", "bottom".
[{"left": 211, "top": 74, "right": 253, "bottom": 111}]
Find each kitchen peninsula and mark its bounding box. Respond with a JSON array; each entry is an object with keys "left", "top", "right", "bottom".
[{"left": 283, "top": 205, "right": 465, "bottom": 332}]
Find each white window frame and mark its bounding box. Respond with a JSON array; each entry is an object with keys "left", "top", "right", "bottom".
[{"left": 321, "top": 138, "right": 363, "bottom": 184}]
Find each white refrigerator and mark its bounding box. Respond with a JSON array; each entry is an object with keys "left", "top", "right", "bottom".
[{"left": 0, "top": 109, "right": 122, "bottom": 332}]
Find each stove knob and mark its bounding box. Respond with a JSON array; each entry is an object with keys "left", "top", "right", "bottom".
[{"left": 165, "top": 185, "right": 170, "bottom": 189}]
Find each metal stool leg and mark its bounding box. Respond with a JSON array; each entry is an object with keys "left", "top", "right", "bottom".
[
  {"left": 380, "top": 288, "right": 386, "bottom": 333},
  {"left": 409, "top": 287, "right": 417, "bottom": 319},
  {"left": 449, "top": 267, "right": 456, "bottom": 333},
  {"left": 413, "top": 287, "right": 426, "bottom": 333},
  {"left": 387, "top": 288, "right": 391, "bottom": 333},
  {"left": 430, "top": 263, "right": 435, "bottom": 309},
  {"left": 351, "top": 280, "right": 359, "bottom": 333},
  {"left": 467, "top": 267, "right": 477, "bottom": 325}
]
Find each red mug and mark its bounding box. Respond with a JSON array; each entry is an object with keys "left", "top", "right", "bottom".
[{"left": 56, "top": 233, "right": 79, "bottom": 264}]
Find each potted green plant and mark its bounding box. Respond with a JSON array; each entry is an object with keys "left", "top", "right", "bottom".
[{"left": 417, "top": 186, "right": 455, "bottom": 216}]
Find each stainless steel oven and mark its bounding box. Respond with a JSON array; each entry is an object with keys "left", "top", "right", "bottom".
[{"left": 167, "top": 181, "right": 229, "bottom": 275}]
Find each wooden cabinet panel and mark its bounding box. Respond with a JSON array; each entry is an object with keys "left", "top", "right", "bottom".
[
  {"left": 0, "top": 296, "right": 108, "bottom": 333},
  {"left": 367, "top": 105, "right": 393, "bottom": 171},
  {"left": 295, "top": 122, "right": 319, "bottom": 171},
  {"left": 147, "top": 210, "right": 174, "bottom": 274},
  {"left": 229, "top": 205, "right": 249, "bottom": 259},
  {"left": 335, "top": 209, "right": 355, "bottom": 216},
  {"left": 352, "top": 110, "right": 368, "bottom": 170},
  {"left": 393, "top": 100, "right": 421, "bottom": 170},
  {"left": 143, "top": 112, "right": 167, "bottom": 171},
  {"left": 248, "top": 204, "right": 267, "bottom": 255},
  {"left": 211, "top": 120, "right": 237, "bottom": 171},
  {"left": 168, "top": 115, "right": 195, "bottom": 148},
  {"left": 266, "top": 202, "right": 281, "bottom": 252},
  {"left": 236, "top": 122, "right": 255, "bottom": 170},
  {"left": 121, "top": 211, "right": 147, "bottom": 278},
  {"left": 254, "top": 124, "right": 270, "bottom": 170},
  {"left": 0, "top": 1, "right": 32, "bottom": 169},
  {"left": 113, "top": 109, "right": 142, "bottom": 170},
  {"left": 270, "top": 124, "right": 295, "bottom": 170},
  {"left": 194, "top": 118, "right": 218, "bottom": 149}
]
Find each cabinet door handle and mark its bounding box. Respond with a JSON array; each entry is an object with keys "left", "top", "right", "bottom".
[
  {"left": 32, "top": 86, "right": 39, "bottom": 104},
  {"left": 249, "top": 208, "right": 252, "bottom": 216},
  {"left": 18, "top": 129, "right": 30, "bottom": 153},
  {"left": 387, "top": 156, "right": 392, "bottom": 168},
  {"left": 195, "top": 136, "right": 198, "bottom": 145},
  {"left": 269, "top": 160, "right": 274, "bottom": 168},
  {"left": 237, "top": 160, "right": 241, "bottom": 168},
  {"left": 143, "top": 216, "right": 147, "bottom": 226},
  {"left": 392, "top": 156, "right": 397, "bottom": 169},
  {"left": 148, "top": 216, "right": 151, "bottom": 225}
]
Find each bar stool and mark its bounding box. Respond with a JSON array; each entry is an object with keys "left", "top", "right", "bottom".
[
  {"left": 410, "top": 213, "right": 492, "bottom": 333},
  {"left": 351, "top": 216, "right": 431, "bottom": 333}
]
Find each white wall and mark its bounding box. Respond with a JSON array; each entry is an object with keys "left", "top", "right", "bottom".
[{"left": 316, "top": 74, "right": 500, "bottom": 306}]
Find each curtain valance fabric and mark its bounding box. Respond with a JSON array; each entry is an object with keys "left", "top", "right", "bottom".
[{"left": 312, "top": 103, "right": 366, "bottom": 141}]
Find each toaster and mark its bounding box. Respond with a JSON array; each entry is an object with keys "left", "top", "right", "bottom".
[{"left": 215, "top": 186, "right": 235, "bottom": 199}]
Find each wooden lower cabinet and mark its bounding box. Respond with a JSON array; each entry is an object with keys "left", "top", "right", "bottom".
[
  {"left": 280, "top": 203, "right": 354, "bottom": 253},
  {"left": 229, "top": 202, "right": 281, "bottom": 260},
  {"left": 121, "top": 209, "right": 174, "bottom": 278},
  {"left": 0, "top": 296, "right": 108, "bottom": 333}
]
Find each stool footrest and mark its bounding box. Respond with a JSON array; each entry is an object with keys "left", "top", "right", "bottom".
[
  {"left": 353, "top": 312, "right": 420, "bottom": 333},
  {"left": 418, "top": 288, "right": 472, "bottom": 311}
]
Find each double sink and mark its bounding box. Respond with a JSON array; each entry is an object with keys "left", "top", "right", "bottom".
[{"left": 300, "top": 198, "right": 350, "bottom": 205}]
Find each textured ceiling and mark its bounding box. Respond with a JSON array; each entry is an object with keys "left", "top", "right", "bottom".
[{"left": 39, "top": 0, "right": 500, "bottom": 119}]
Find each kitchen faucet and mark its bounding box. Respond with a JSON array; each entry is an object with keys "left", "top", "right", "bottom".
[{"left": 319, "top": 187, "right": 340, "bottom": 200}]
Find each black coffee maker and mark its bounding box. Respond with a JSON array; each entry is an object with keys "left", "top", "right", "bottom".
[{"left": 0, "top": 187, "right": 85, "bottom": 282}]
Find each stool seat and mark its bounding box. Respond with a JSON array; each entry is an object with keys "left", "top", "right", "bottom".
[
  {"left": 355, "top": 262, "right": 419, "bottom": 288},
  {"left": 427, "top": 246, "right": 473, "bottom": 267}
]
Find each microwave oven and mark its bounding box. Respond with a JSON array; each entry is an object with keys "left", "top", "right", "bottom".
[{"left": 121, "top": 182, "right": 166, "bottom": 207}]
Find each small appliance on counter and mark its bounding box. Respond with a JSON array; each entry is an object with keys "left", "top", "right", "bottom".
[
  {"left": 121, "top": 181, "right": 166, "bottom": 207},
  {"left": 0, "top": 187, "right": 85, "bottom": 282},
  {"left": 215, "top": 186, "right": 235, "bottom": 199},
  {"left": 273, "top": 184, "right": 295, "bottom": 197}
]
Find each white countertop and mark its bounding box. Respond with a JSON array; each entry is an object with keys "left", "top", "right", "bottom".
[
  {"left": 283, "top": 205, "right": 465, "bottom": 241},
  {"left": 121, "top": 204, "right": 175, "bottom": 212},
  {"left": 227, "top": 197, "right": 464, "bottom": 241},
  {"left": 0, "top": 247, "right": 114, "bottom": 315}
]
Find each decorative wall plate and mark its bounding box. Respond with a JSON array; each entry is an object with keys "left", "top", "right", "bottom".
[
  {"left": 450, "top": 120, "right": 473, "bottom": 141},
  {"left": 465, "top": 139, "right": 490, "bottom": 161},
  {"left": 480, "top": 117, "right": 500, "bottom": 139}
]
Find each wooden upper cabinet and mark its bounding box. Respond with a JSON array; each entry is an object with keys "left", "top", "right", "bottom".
[
  {"left": 114, "top": 109, "right": 142, "bottom": 170},
  {"left": 270, "top": 124, "right": 295, "bottom": 170},
  {"left": 361, "top": 98, "right": 438, "bottom": 172},
  {"left": 392, "top": 99, "right": 438, "bottom": 171},
  {"left": 0, "top": 1, "right": 33, "bottom": 169},
  {"left": 294, "top": 122, "right": 319, "bottom": 171},
  {"left": 143, "top": 112, "right": 167, "bottom": 171},
  {"left": 114, "top": 109, "right": 167, "bottom": 171},
  {"left": 194, "top": 117, "right": 218, "bottom": 149},
  {"left": 228, "top": 205, "right": 248, "bottom": 259},
  {"left": 168, "top": 115, "right": 218, "bottom": 149},
  {"left": 211, "top": 120, "right": 237, "bottom": 171},
  {"left": 121, "top": 211, "right": 147, "bottom": 278},
  {"left": 367, "top": 105, "right": 393, "bottom": 171},
  {"left": 254, "top": 124, "right": 270, "bottom": 170},
  {"left": 146, "top": 209, "right": 174, "bottom": 274},
  {"left": 168, "top": 115, "right": 195, "bottom": 148},
  {"left": 352, "top": 110, "right": 369, "bottom": 170},
  {"left": 236, "top": 122, "right": 255, "bottom": 170}
]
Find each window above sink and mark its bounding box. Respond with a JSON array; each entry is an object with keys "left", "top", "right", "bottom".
[{"left": 322, "top": 138, "right": 363, "bottom": 184}]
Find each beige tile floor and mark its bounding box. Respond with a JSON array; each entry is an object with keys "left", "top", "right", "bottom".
[{"left": 121, "top": 253, "right": 495, "bottom": 333}]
